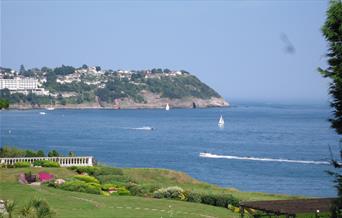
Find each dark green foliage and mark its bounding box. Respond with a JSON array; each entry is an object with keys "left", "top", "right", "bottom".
[
  {"left": 53, "top": 65, "right": 75, "bottom": 76},
  {"left": 0, "top": 146, "right": 48, "bottom": 158},
  {"left": 200, "top": 194, "right": 216, "bottom": 206},
  {"left": 96, "top": 78, "right": 144, "bottom": 103},
  {"left": 68, "top": 151, "right": 76, "bottom": 157},
  {"left": 319, "top": 1, "right": 342, "bottom": 217},
  {"left": 319, "top": 0, "right": 342, "bottom": 134},
  {"left": 33, "top": 160, "right": 60, "bottom": 168},
  {"left": 126, "top": 183, "right": 161, "bottom": 197},
  {"left": 145, "top": 75, "right": 220, "bottom": 99},
  {"left": 68, "top": 166, "right": 97, "bottom": 175},
  {"left": 0, "top": 98, "right": 9, "bottom": 109},
  {"left": 48, "top": 150, "right": 59, "bottom": 157},
  {"left": 0, "top": 88, "right": 53, "bottom": 106},
  {"left": 14, "top": 162, "right": 31, "bottom": 168},
  {"left": 37, "top": 150, "right": 45, "bottom": 157},
  {"left": 199, "top": 193, "right": 239, "bottom": 208},
  {"left": 0, "top": 146, "right": 26, "bottom": 157},
  {"left": 186, "top": 192, "right": 202, "bottom": 203}
]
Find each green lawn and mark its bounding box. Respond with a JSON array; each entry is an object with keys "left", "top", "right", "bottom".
[{"left": 0, "top": 167, "right": 309, "bottom": 218}]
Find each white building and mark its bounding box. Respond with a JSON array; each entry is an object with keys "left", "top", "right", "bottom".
[
  {"left": 0, "top": 78, "right": 49, "bottom": 96},
  {"left": 0, "top": 78, "right": 38, "bottom": 90}
]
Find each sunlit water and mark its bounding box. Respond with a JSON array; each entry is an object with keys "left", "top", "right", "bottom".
[{"left": 0, "top": 103, "right": 340, "bottom": 197}]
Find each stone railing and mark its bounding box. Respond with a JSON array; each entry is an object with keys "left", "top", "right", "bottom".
[{"left": 0, "top": 156, "right": 94, "bottom": 167}]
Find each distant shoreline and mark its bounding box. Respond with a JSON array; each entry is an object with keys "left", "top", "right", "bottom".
[{"left": 7, "top": 97, "right": 229, "bottom": 110}]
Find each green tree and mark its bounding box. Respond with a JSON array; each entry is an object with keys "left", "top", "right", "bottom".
[
  {"left": 37, "top": 150, "right": 45, "bottom": 157},
  {"left": 319, "top": 0, "right": 342, "bottom": 217},
  {"left": 68, "top": 151, "right": 76, "bottom": 157},
  {"left": 0, "top": 99, "right": 9, "bottom": 109},
  {"left": 48, "top": 150, "right": 59, "bottom": 157},
  {"left": 19, "top": 64, "right": 26, "bottom": 74}
]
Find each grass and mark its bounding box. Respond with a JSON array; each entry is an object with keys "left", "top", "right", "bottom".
[{"left": 0, "top": 167, "right": 326, "bottom": 218}]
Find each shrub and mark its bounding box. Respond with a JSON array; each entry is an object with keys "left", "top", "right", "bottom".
[
  {"left": 126, "top": 183, "right": 161, "bottom": 197},
  {"left": 73, "top": 175, "right": 100, "bottom": 184},
  {"left": 68, "top": 166, "right": 96, "bottom": 175},
  {"left": 101, "top": 183, "right": 118, "bottom": 191},
  {"left": 117, "top": 187, "right": 130, "bottom": 196},
  {"left": 153, "top": 186, "right": 185, "bottom": 200},
  {"left": 59, "top": 180, "right": 101, "bottom": 194},
  {"left": 200, "top": 193, "right": 240, "bottom": 208},
  {"left": 201, "top": 194, "right": 216, "bottom": 206},
  {"left": 33, "top": 160, "right": 60, "bottom": 168},
  {"left": 14, "top": 161, "right": 31, "bottom": 168},
  {"left": 187, "top": 192, "right": 202, "bottom": 203}
]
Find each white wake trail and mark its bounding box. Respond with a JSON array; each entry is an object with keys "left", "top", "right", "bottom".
[{"left": 199, "top": 152, "right": 330, "bottom": 165}]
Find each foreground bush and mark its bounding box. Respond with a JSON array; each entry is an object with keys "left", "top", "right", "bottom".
[
  {"left": 126, "top": 183, "right": 161, "bottom": 197},
  {"left": 33, "top": 160, "right": 60, "bottom": 168},
  {"left": 153, "top": 186, "right": 185, "bottom": 200},
  {"left": 186, "top": 192, "right": 202, "bottom": 203},
  {"left": 73, "top": 175, "right": 100, "bottom": 184},
  {"left": 14, "top": 161, "right": 31, "bottom": 168},
  {"left": 68, "top": 166, "right": 123, "bottom": 177},
  {"left": 68, "top": 166, "right": 97, "bottom": 175},
  {"left": 59, "top": 180, "right": 101, "bottom": 194},
  {"left": 200, "top": 193, "right": 239, "bottom": 208}
]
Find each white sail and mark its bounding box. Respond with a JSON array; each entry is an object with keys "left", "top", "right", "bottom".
[
  {"left": 165, "top": 103, "right": 170, "bottom": 111},
  {"left": 218, "top": 115, "right": 224, "bottom": 127}
]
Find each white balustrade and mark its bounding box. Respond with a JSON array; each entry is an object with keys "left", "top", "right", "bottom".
[{"left": 0, "top": 156, "right": 94, "bottom": 167}]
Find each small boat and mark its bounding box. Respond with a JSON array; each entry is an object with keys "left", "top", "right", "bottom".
[
  {"left": 165, "top": 103, "right": 170, "bottom": 111},
  {"left": 46, "top": 100, "right": 55, "bottom": 111},
  {"left": 40, "top": 112, "right": 46, "bottom": 115},
  {"left": 218, "top": 115, "right": 224, "bottom": 127}
]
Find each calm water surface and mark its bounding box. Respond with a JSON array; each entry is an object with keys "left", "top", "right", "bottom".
[{"left": 0, "top": 103, "right": 340, "bottom": 197}]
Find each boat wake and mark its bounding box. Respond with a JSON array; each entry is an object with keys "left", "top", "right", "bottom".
[
  {"left": 199, "top": 152, "right": 330, "bottom": 165},
  {"left": 126, "top": 126, "right": 154, "bottom": 131}
]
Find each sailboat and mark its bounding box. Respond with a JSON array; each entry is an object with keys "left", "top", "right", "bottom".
[
  {"left": 165, "top": 103, "right": 170, "bottom": 111},
  {"left": 218, "top": 115, "right": 224, "bottom": 127}
]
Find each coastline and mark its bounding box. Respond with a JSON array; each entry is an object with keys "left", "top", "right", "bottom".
[{"left": 8, "top": 97, "right": 229, "bottom": 110}]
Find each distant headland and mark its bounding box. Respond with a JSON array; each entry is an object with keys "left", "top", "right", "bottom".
[{"left": 0, "top": 65, "right": 228, "bottom": 109}]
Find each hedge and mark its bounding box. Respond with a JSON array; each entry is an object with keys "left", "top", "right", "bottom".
[
  {"left": 59, "top": 180, "right": 101, "bottom": 194},
  {"left": 153, "top": 186, "right": 185, "bottom": 200},
  {"left": 14, "top": 161, "right": 31, "bottom": 168},
  {"left": 33, "top": 160, "right": 60, "bottom": 168}
]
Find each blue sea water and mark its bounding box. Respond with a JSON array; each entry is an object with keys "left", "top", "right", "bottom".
[{"left": 0, "top": 103, "right": 340, "bottom": 197}]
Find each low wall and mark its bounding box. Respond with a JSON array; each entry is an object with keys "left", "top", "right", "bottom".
[{"left": 0, "top": 156, "right": 94, "bottom": 167}]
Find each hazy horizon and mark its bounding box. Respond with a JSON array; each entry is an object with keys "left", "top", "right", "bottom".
[{"left": 0, "top": 1, "right": 331, "bottom": 103}]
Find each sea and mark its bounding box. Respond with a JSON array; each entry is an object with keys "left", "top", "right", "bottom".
[{"left": 0, "top": 102, "right": 340, "bottom": 197}]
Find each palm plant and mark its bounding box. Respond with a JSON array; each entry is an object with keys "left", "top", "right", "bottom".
[
  {"left": 20, "top": 198, "right": 54, "bottom": 218},
  {"left": 4, "top": 200, "right": 15, "bottom": 218}
]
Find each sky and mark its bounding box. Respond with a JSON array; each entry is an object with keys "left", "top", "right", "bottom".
[{"left": 0, "top": 0, "right": 332, "bottom": 103}]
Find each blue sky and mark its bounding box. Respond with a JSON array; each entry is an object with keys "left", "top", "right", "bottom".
[{"left": 0, "top": 1, "right": 331, "bottom": 103}]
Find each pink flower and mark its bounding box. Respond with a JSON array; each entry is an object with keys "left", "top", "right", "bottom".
[{"left": 38, "top": 172, "right": 54, "bottom": 182}]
